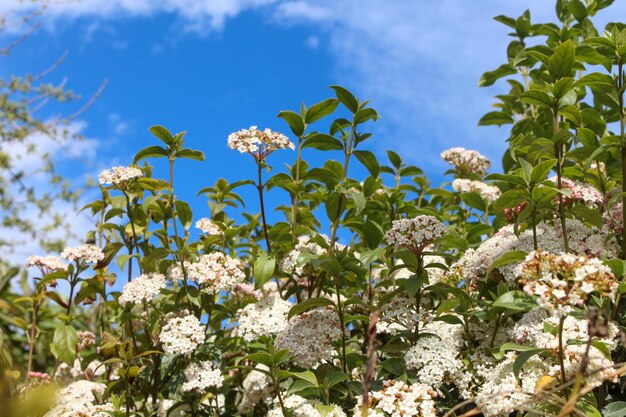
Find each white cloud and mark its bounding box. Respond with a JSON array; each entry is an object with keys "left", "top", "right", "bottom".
[{"left": 2, "top": 120, "right": 100, "bottom": 263}]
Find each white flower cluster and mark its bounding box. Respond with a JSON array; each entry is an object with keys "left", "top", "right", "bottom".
[
  {"left": 238, "top": 365, "right": 274, "bottom": 413},
  {"left": 548, "top": 176, "right": 603, "bottom": 207},
  {"left": 280, "top": 235, "right": 326, "bottom": 277},
  {"left": 384, "top": 216, "right": 447, "bottom": 254},
  {"left": 268, "top": 395, "right": 346, "bottom": 417},
  {"left": 356, "top": 380, "right": 438, "bottom": 417},
  {"left": 169, "top": 252, "right": 245, "bottom": 292},
  {"left": 98, "top": 165, "right": 143, "bottom": 185},
  {"left": 451, "top": 178, "right": 501, "bottom": 203},
  {"left": 61, "top": 244, "right": 105, "bottom": 264},
  {"left": 158, "top": 399, "right": 189, "bottom": 417},
  {"left": 440, "top": 147, "right": 490, "bottom": 175},
  {"left": 195, "top": 217, "right": 222, "bottom": 235},
  {"left": 404, "top": 320, "right": 465, "bottom": 388},
  {"left": 448, "top": 220, "right": 619, "bottom": 287},
  {"left": 512, "top": 310, "right": 618, "bottom": 386},
  {"left": 227, "top": 126, "right": 294, "bottom": 159},
  {"left": 182, "top": 361, "right": 224, "bottom": 393},
  {"left": 377, "top": 294, "right": 431, "bottom": 336},
  {"left": 474, "top": 351, "right": 549, "bottom": 417},
  {"left": 44, "top": 380, "right": 113, "bottom": 417},
  {"left": 274, "top": 307, "right": 343, "bottom": 367},
  {"left": 159, "top": 312, "right": 206, "bottom": 355},
  {"left": 26, "top": 255, "right": 68, "bottom": 273},
  {"left": 118, "top": 273, "right": 166, "bottom": 305},
  {"left": 235, "top": 295, "right": 292, "bottom": 341},
  {"left": 604, "top": 200, "right": 623, "bottom": 235},
  {"left": 518, "top": 250, "right": 617, "bottom": 314},
  {"left": 77, "top": 330, "right": 96, "bottom": 352}
]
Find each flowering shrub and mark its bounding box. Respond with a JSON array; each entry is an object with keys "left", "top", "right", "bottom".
[{"left": 4, "top": 2, "right": 626, "bottom": 417}]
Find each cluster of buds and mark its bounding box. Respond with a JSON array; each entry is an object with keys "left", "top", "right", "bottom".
[{"left": 440, "top": 147, "right": 490, "bottom": 176}]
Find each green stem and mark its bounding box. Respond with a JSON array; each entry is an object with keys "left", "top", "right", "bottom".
[
  {"left": 554, "top": 111, "right": 569, "bottom": 253},
  {"left": 558, "top": 315, "right": 567, "bottom": 384},
  {"left": 257, "top": 162, "right": 272, "bottom": 252},
  {"left": 124, "top": 191, "right": 143, "bottom": 278},
  {"left": 335, "top": 277, "right": 348, "bottom": 374},
  {"left": 618, "top": 61, "right": 626, "bottom": 259},
  {"left": 291, "top": 137, "right": 304, "bottom": 245}
]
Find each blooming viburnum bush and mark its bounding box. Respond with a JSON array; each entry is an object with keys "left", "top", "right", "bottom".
[{"left": 5, "top": 3, "right": 626, "bottom": 417}]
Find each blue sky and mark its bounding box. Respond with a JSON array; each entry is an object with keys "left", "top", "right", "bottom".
[{"left": 3, "top": 0, "right": 626, "bottom": 257}]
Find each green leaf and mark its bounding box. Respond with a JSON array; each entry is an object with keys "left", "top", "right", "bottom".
[
  {"left": 602, "top": 401, "right": 626, "bottom": 417},
  {"left": 330, "top": 85, "right": 359, "bottom": 113},
  {"left": 305, "top": 98, "right": 340, "bottom": 124},
  {"left": 513, "top": 349, "right": 549, "bottom": 379},
  {"left": 288, "top": 298, "right": 334, "bottom": 319},
  {"left": 492, "top": 290, "right": 536, "bottom": 312},
  {"left": 354, "top": 108, "right": 379, "bottom": 124},
  {"left": 348, "top": 190, "right": 366, "bottom": 215},
  {"left": 548, "top": 40, "right": 575, "bottom": 80},
  {"left": 353, "top": 150, "right": 380, "bottom": 177},
  {"left": 387, "top": 150, "right": 402, "bottom": 169},
  {"left": 254, "top": 251, "right": 275, "bottom": 288},
  {"left": 380, "top": 358, "right": 405, "bottom": 375},
  {"left": 176, "top": 148, "right": 205, "bottom": 161},
  {"left": 288, "top": 370, "right": 318, "bottom": 387},
  {"left": 531, "top": 159, "right": 557, "bottom": 183},
  {"left": 363, "top": 220, "right": 384, "bottom": 249},
  {"left": 519, "top": 90, "right": 554, "bottom": 108},
  {"left": 478, "top": 64, "right": 517, "bottom": 87},
  {"left": 478, "top": 111, "right": 514, "bottom": 126},
  {"left": 325, "top": 192, "right": 344, "bottom": 222},
  {"left": 278, "top": 110, "right": 305, "bottom": 137},
  {"left": 51, "top": 325, "right": 77, "bottom": 365},
  {"left": 174, "top": 201, "right": 192, "bottom": 230},
  {"left": 576, "top": 72, "right": 614, "bottom": 89},
  {"left": 245, "top": 352, "right": 273, "bottom": 367},
  {"left": 149, "top": 125, "right": 175, "bottom": 145},
  {"left": 133, "top": 145, "right": 168, "bottom": 164},
  {"left": 303, "top": 134, "right": 343, "bottom": 151}
]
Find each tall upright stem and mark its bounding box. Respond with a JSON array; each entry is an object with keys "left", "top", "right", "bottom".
[
  {"left": 618, "top": 61, "right": 626, "bottom": 259},
  {"left": 124, "top": 191, "right": 143, "bottom": 279},
  {"left": 257, "top": 163, "right": 272, "bottom": 252},
  {"left": 553, "top": 111, "right": 569, "bottom": 252},
  {"left": 290, "top": 137, "right": 304, "bottom": 245}
]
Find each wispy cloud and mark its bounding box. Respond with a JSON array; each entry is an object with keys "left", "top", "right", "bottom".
[{"left": 2, "top": 120, "right": 100, "bottom": 263}]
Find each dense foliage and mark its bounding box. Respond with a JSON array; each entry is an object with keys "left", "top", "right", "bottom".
[{"left": 4, "top": 1, "right": 626, "bottom": 416}]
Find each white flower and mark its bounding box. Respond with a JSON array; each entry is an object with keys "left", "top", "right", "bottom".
[
  {"left": 98, "top": 165, "right": 143, "bottom": 185},
  {"left": 440, "top": 147, "right": 490, "bottom": 175},
  {"left": 451, "top": 178, "right": 501, "bottom": 203},
  {"left": 227, "top": 126, "right": 294, "bottom": 159},
  {"left": 355, "top": 380, "right": 438, "bottom": 417},
  {"left": 61, "top": 244, "right": 105, "bottom": 264},
  {"left": 384, "top": 216, "right": 446, "bottom": 253},
  {"left": 195, "top": 218, "right": 222, "bottom": 235},
  {"left": 268, "top": 395, "right": 345, "bottom": 417},
  {"left": 238, "top": 365, "right": 274, "bottom": 413},
  {"left": 26, "top": 255, "right": 68, "bottom": 273},
  {"left": 44, "top": 380, "right": 110, "bottom": 417},
  {"left": 159, "top": 312, "right": 205, "bottom": 355},
  {"left": 404, "top": 321, "right": 465, "bottom": 388},
  {"left": 182, "top": 361, "right": 223, "bottom": 392},
  {"left": 280, "top": 235, "right": 326, "bottom": 277},
  {"left": 235, "top": 296, "right": 292, "bottom": 341},
  {"left": 168, "top": 252, "right": 245, "bottom": 292},
  {"left": 118, "top": 273, "right": 166, "bottom": 305},
  {"left": 274, "top": 307, "right": 344, "bottom": 368}
]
